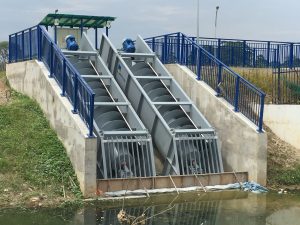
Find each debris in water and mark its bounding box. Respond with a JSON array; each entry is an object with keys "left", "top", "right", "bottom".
[
  {"left": 117, "top": 209, "right": 146, "bottom": 225},
  {"left": 278, "top": 189, "right": 284, "bottom": 194}
]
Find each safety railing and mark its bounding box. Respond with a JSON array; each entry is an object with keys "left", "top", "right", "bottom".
[
  {"left": 189, "top": 36, "right": 300, "bottom": 69},
  {"left": 9, "top": 26, "right": 39, "bottom": 62},
  {"left": 145, "top": 32, "right": 265, "bottom": 132},
  {"left": 9, "top": 25, "right": 95, "bottom": 137},
  {"left": 188, "top": 37, "right": 300, "bottom": 104}
]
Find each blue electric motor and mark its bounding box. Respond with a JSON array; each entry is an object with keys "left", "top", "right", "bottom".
[
  {"left": 65, "top": 35, "right": 79, "bottom": 51},
  {"left": 122, "top": 38, "right": 135, "bottom": 53}
]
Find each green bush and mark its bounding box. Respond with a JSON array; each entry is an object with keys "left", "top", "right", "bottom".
[{"left": 274, "top": 166, "right": 300, "bottom": 185}]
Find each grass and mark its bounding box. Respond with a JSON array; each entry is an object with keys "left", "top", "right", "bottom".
[
  {"left": 265, "top": 126, "right": 300, "bottom": 190},
  {"left": 0, "top": 83, "right": 82, "bottom": 208},
  {"left": 0, "top": 71, "right": 5, "bottom": 79},
  {"left": 231, "top": 67, "right": 274, "bottom": 103}
]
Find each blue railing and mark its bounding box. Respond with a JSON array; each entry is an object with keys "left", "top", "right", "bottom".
[
  {"left": 9, "top": 25, "right": 95, "bottom": 137},
  {"left": 189, "top": 36, "right": 300, "bottom": 69},
  {"left": 145, "top": 32, "right": 266, "bottom": 132},
  {"left": 189, "top": 37, "right": 300, "bottom": 104}
]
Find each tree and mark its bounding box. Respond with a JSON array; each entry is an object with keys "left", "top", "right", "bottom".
[
  {"left": 281, "top": 56, "right": 300, "bottom": 68},
  {"left": 255, "top": 55, "right": 268, "bottom": 68},
  {"left": 0, "top": 41, "right": 8, "bottom": 71},
  {"left": 218, "top": 41, "right": 253, "bottom": 67}
]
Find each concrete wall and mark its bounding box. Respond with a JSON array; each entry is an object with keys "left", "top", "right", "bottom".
[
  {"left": 166, "top": 64, "right": 267, "bottom": 185},
  {"left": 264, "top": 105, "right": 300, "bottom": 150},
  {"left": 6, "top": 60, "right": 97, "bottom": 197}
]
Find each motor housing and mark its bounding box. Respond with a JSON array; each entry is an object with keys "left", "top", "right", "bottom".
[
  {"left": 122, "top": 38, "right": 135, "bottom": 53},
  {"left": 65, "top": 35, "right": 79, "bottom": 51}
]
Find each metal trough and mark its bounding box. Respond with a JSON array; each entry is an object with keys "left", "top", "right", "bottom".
[
  {"left": 99, "top": 34, "right": 224, "bottom": 176},
  {"left": 64, "top": 33, "right": 156, "bottom": 179}
]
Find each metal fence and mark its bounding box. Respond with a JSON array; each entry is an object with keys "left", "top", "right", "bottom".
[
  {"left": 271, "top": 44, "right": 300, "bottom": 104},
  {"left": 190, "top": 36, "right": 300, "bottom": 104},
  {"left": 9, "top": 26, "right": 39, "bottom": 62},
  {"left": 145, "top": 32, "right": 266, "bottom": 132},
  {"left": 272, "top": 67, "right": 300, "bottom": 104},
  {"left": 9, "top": 25, "right": 95, "bottom": 137},
  {"left": 190, "top": 36, "right": 299, "bottom": 68}
]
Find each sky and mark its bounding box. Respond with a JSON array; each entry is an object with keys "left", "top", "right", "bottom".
[{"left": 1, "top": 0, "right": 300, "bottom": 45}]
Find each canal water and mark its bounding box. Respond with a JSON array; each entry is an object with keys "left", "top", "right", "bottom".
[{"left": 1, "top": 191, "right": 300, "bottom": 225}]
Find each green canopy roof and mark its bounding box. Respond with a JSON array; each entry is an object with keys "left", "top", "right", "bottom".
[{"left": 39, "top": 13, "right": 116, "bottom": 28}]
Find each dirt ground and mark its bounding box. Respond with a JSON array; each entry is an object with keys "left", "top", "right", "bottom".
[
  {"left": 266, "top": 125, "right": 300, "bottom": 169},
  {"left": 266, "top": 124, "right": 300, "bottom": 191}
]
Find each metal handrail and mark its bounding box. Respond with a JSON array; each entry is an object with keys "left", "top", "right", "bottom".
[
  {"left": 180, "top": 33, "right": 265, "bottom": 95},
  {"left": 9, "top": 25, "right": 95, "bottom": 137},
  {"left": 145, "top": 32, "right": 300, "bottom": 44},
  {"left": 145, "top": 32, "right": 266, "bottom": 132},
  {"left": 189, "top": 36, "right": 300, "bottom": 45}
]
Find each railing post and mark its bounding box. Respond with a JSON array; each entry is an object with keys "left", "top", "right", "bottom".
[
  {"left": 88, "top": 93, "right": 95, "bottom": 137},
  {"left": 289, "top": 43, "right": 294, "bottom": 68},
  {"left": 163, "top": 35, "right": 168, "bottom": 63},
  {"left": 54, "top": 25, "right": 57, "bottom": 44},
  {"left": 217, "top": 64, "right": 222, "bottom": 96},
  {"left": 266, "top": 41, "right": 270, "bottom": 67},
  {"left": 29, "top": 28, "right": 32, "bottom": 60},
  {"left": 15, "top": 34, "right": 18, "bottom": 62},
  {"left": 196, "top": 47, "right": 202, "bottom": 80},
  {"left": 185, "top": 40, "right": 189, "bottom": 65},
  {"left": 276, "top": 44, "right": 281, "bottom": 103},
  {"left": 37, "top": 26, "right": 41, "bottom": 61},
  {"left": 180, "top": 35, "right": 185, "bottom": 64},
  {"left": 161, "top": 38, "right": 165, "bottom": 63},
  {"left": 151, "top": 37, "right": 155, "bottom": 52},
  {"left": 258, "top": 93, "right": 265, "bottom": 132},
  {"left": 243, "top": 40, "right": 246, "bottom": 67},
  {"left": 217, "top": 39, "right": 221, "bottom": 60},
  {"left": 176, "top": 33, "right": 180, "bottom": 63},
  {"left": 49, "top": 42, "right": 53, "bottom": 77},
  {"left": 61, "top": 58, "right": 66, "bottom": 96},
  {"left": 22, "top": 31, "right": 25, "bottom": 61},
  {"left": 234, "top": 76, "right": 240, "bottom": 112},
  {"left": 253, "top": 48, "right": 256, "bottom": 67},
  {"left": 191, "top": 37, "right": 195, "bottom": 65},
  {"left": 8, "top": 35, "right": 12, "bottom": 63},
  {"left": 72, "top": 73, "right": 78, "bottom": 113}
]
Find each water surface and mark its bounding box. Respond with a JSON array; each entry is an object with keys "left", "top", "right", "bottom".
[{"left": 1, "top": 191, "right": 300, "bottom": 225}]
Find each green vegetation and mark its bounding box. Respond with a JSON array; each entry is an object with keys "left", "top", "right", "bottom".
[
  {"left": 232, "top": 66, "right": 300, "bottom": 104},
  {"left": 269, "top": 166, "right": 300, "bottom": 186},
  {"left": 0, "top": 82, "right": 82, "bottom": 207},
  {"left": 0, "top": 41, "right": 8, "bottom": 71},
  {"left": 0, "top": 71, "right": 5, "bottom": 79},
  {"left": 266, "top": 126, "right": 300, "bottom": 190},
  {"left": 232, "top": 67, "right": 274, "bottom": 103}
]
